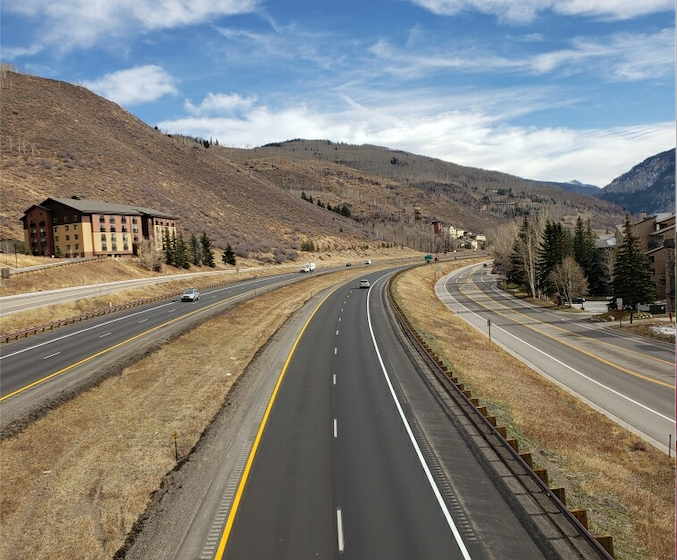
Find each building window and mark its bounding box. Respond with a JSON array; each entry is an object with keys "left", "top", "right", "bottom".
[
  {"left": 55, "top": 236, "right": 59, "bottom": 242},
  {"left": 112, "top": 244, "right": 118, "bottom": 251},
  {"left": 110, "top": 226, "right": 116, "bottom": 232},
  {"left": 65, "top": 225, "right": 69, "bottom": 231},
  {"left": 73, "top": 224, "right": 78, "bottom": 230},
  {"left": 66, "top": 245, "right": 71, "bottom": 251},
  {"left": 133, "top": 226, "right": 139, "bottom": 233},
  {"left": 133, "top": 235, "right": 139, "bottom": 243},
  {"left": 102, "top": 245, "right": 108, "bottom": 251},
  {"left": 121, "top": 226, "right": 127, "bottom": 232},
  {"left": 53, "top": 217, "right": 59, "bottom": 223},
  {"left": 74, "top": 234, "right": 79, "bottom": 240},
  {"left": 100, "top": 226, "right": 106, "bottom": 232},
  {"left": 99, "top": 216, "right": 106, "bottom": 223},
  {"left": 101, "top": 234, "right": 106, "bottom": 241},
  {"left": 54, "top": 226, "right": 58, "bottom": 232},
  {"left": 75, "top": 244, "right": 79, "bottom": 250},
  {"left": 39, "top": 220, "right": 46, "bottom": 227},
  {"left": 111, "top": 234, "right": 117, "bottom": 242},
  {"left": 132, "top": 217, "right": 138, "bottom": 224},
  {"left": 41, "top": 240, "right": 47, "bottom": 246},
  {"left": 73, "top": 215, "right": 79, "bottom": 222},
  {"left": 121, "top": 216, "right": 127, "bottom": 223},
  {"left": 65, "top": 235, "right": 70, "bottom": 241},
  {"left": 40, "top": 229, "right": 46, "bottom": 236},
  {"left": 123, "top": 244, "right": 129, "bottom": 251},
  {"left": 30, "top": 221, "right": 36, "bottom": 228},
  {"left": 64, "top": 216, "right": 70, "bottom": 223},
  {"left": 109, "top": 216, "right": 116, "bottom": 223}
]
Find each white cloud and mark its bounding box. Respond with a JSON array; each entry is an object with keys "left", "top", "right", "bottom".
[
  {"left": 1, "top": 44, "right": 44, "bottom": 60},
  {"left": 531, "top": 29, "right": 675, "bottom": 80},
  {"left": 185, "top": 92, "right": 258, "bottom": 115},
  {"left": 158, "top": 94, "right": 675, "bottom": 186},
  {"left": 408, "top": 0, "right": 674, "bottom": 23},
  {"left": 368, "top": 29, "right": 675, "bottom": 82},
  {"left": 82, "top": 65, "right": 178, "bottom": 105},
  {"left": 5, "top": 0, "right": 259, "bottom": 50}
]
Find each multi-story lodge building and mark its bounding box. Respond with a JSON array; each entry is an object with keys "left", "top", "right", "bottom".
[{"left": 21, "top": 196, "right": 177, "bottom": 258}]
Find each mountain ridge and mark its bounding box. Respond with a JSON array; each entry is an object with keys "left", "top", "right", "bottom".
[{"left": 1, "top": 70, "right": 631, "bottom": 260}]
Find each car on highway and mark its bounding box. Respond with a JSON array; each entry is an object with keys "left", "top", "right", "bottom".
[
  {"left": 345, "top": 262, "right": 352, "bottom": 267},
  {"left": 365, "top": 259, "right": 371, "bottom": 265},
  {"left": 181, "top": 288, "right": 200, "bottom": 302},
  {"left": 359, "top": 279, "right": 370, "bottom": 289}
]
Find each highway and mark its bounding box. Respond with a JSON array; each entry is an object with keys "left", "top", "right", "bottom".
[
  {"left": 1, "top": 263, "right": 612, "bottom": 559},
  {"left": 195, "top": 271, "right": 587, "bottom": 560},
  {"left": 0, "top": 273, "right": 300, "bottom": 401},
  {"left": 436, "top": 263, "right": 676, "bottom": 453}
]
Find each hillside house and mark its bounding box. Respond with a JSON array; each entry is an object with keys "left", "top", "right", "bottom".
[{"left": 21, "top": 196, "right": 177, "bottom": 258}]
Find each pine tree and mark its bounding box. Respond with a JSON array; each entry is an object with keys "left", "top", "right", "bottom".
[
  {"left": 536, "top": 221, "right": 571, "bottom": 294},
  {"left": 340, "top": 204, "right": 351, "bottom": 218},
  {"left": 189, "top": 233, "right": 202, "bottom": 266},
  {"left": 163, "top": 227, "right": 175, "bottom": 266},
  {"left": 222, "top": 244, "right": 236, "bottom": 266},
  {"left": 612, "top": 215, "right": 655, "bottom": 308},
  {"left": 200, "top": 231, "right": 215, "bottom": 267},
  {"left": 174, "top": 233, "right": 190, "bottom": 269}
]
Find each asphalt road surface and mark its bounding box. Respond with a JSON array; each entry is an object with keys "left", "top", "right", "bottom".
[
  {"left": 216, "top": 271, "right": 550, "bottom": 560},
  {"left": 436, "top": 263, "right": 676, "bottom": 454}
]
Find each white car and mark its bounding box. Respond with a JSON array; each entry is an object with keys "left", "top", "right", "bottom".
[
  {"left": 365, "top": 259, "right": 371, "bottom": 265},
  {"left": 359, "top": 279, "right": 370, "bottom": 289},
  {"left": 181, "top": 288, "right": 200, "bottom": 302}
]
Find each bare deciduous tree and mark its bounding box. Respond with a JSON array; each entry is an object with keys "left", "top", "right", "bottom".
[
  {"left": 137, "top": 239, "right": 163, "bottom": 272},
  {"left": 487, "top": 221, "right": 518, "bottom": 274},
  {"left": 549, "top": 256, "right": 589, "bottom": 306}
]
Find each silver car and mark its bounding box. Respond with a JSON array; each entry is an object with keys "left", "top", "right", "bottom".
[
  {"left": 181, "top": 288, "right": 200, "bottom": 302},
  {"left": 359, "top": 279, "right": 370, "bottom": 289}
]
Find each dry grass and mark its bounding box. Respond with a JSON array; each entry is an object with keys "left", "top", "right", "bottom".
[
  {"left": 0, "top": 248, "right": 422, "bottom": 334},
  {"left": 0, "top": 267, "right": 366, "bottom": 560},
  {"left": 393, "top": 262, "right": 676, "bottom": 560}
]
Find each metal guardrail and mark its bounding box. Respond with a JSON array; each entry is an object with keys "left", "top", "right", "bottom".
[
  {"left": 386, "top": 269, "right": 616, "bottom": 560},
  {"left": 0, "top": 276, "right": 262, "bottom": 344}
]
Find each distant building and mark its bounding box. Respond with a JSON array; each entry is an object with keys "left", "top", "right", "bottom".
[
  {"left": 632, "top": 213, "right": 675, "bottom": 303},
  {"left": 20, "top": 196, "right": 177, "bottom": 258}
]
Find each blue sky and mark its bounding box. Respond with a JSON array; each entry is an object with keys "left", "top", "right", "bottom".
[{"left": 2, "top": 0, "right": 675, "bottom": 187}]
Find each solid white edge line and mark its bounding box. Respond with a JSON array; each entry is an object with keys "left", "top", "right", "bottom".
[
  {"left": 366, "top": 277, "right": 473, "bottom": 560},
  {"left": 337, "top": 508, "right": 345, "bottom": 552},
  {"left": 334, "top": 418, "right": 338, "bottom": 438},
  {"left": 439, "top": 271, "right": 672, "bottom": 423}
]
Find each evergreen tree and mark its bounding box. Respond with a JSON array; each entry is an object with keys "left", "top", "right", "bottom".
[
  {"left": 163, "top": 227, "right": 175, "bottom": 266},
  {"left": 584, "top": 219, "right": 605, "bottom": 295},
  {"left": 174, "top": 233, "right": 190, "bottom": 269},
  {"left": 612, "top": 215, "right": 655, "bottom": 308},
  {"left": 222, "top": 243, "right": 236, "bottom": 266},
  {"left": 340, "top": 204, "right": 351, "bottom": 218},
  {"left": 189, "top": 233, "right": 202, "bottom": 266},
  {"left": 536, "top": 221, "right": 571, "bottom": 294},
  {"left": 301, "top": 191, "right": 308, "bottom": 201},
  {"left": 200, "top": 231, "right": 215, "bottom": 267}
]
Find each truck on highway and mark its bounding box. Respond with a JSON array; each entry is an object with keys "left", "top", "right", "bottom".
[{"left": 300, "top": 262, "right": 316, "bottom": 273}]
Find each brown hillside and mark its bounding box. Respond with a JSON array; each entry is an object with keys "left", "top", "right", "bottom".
[
  {"left": 0, "top": 71, "right": 368, "bottom": 259},
  {"left": 220, "top": 139, "right": 625, "bottom": 231}
]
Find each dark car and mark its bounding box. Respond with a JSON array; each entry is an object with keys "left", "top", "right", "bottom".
[
  {"left": 573, "top": 297, "right": 586, "bottom": 304},
  {"left": 181, "top": 288, "right": 200, "bottom": 302}
]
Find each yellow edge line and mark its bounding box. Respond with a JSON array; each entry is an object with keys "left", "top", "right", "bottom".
[
  {"left": 471, "top": 277, "right": 674, "bottom": 368},
  {"left": 1, "top": 294, "right": 244, "bottom": 402},
  {"left": 214, "top": 286, "right": 339, "bottom": 559},
  {"left": 459, "top": 280, "right": 675, "bottom": 390}
]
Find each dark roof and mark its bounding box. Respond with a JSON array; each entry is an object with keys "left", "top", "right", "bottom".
[{"left": 46, "top": 197, "right": 175, "bottom": 219}]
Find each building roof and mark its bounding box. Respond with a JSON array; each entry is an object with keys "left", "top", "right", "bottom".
[{"left": 46, "top": 197, "right": 175, "bottom": 219}]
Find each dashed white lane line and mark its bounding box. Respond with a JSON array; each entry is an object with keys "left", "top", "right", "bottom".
[
  {"left": 337, "top": 508, "right": 345, "bottom": 553},
  {"left": 43, "top": 351, "right": 61, "bottom": 360},
  {"left": 99, "top": 332, "right": 112, "bottom": 338},
  {"left": 333, "top": 418, "right": 338, "bottom": 438}
]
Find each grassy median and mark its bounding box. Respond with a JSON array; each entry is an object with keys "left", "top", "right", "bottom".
[{"left": 392, "top": 262, "right": 675, "bottom": 560}]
